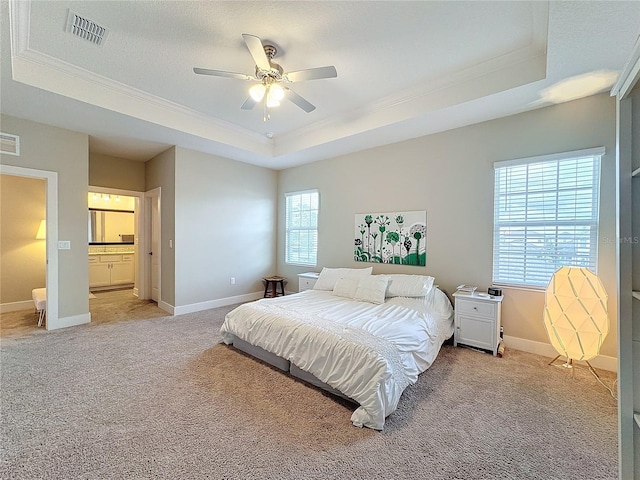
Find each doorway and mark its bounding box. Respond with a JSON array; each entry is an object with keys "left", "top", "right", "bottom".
[
  {"left": 88, "top": 187, "right": 143, "bottom": 295},
  {"left": 0, "top": 165, "right": 58, "bottom": 330},
  {"left": 86, "top": 186, "right": 164, "bottom": 322}
]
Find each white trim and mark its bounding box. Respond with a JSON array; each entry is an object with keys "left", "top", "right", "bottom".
[
  {"left": 173, "top": 291, "right": 263, "bottom": 316},
  {"left": 9, "top": 0, "right": 549, "bottom": 166},
  {"left": 0, "top": 164, "right": 58, "bottom": 330},
  {"left": 285, "top": 188, "right": 319, "bottom": 198},
  {"left": 8, "top": 0, "right": 270, "bottom": 157},
  {"left": 157, "top": 300, "right": 174, "bottom": 315},
  {"left": 611, "top": 34, "right": 640, "bottom": 98},
  {"left": 49, "top": 312, "right": 91, "bottom": 330},
  {"left": 493, "top": 284, "right": 545, "bottom": 293},
  {"left": 0, "top": 300, "right": 34, "bottom": 313},
  {"left": 503, "top": 335, "right": 617, "bottom": 372},
  {"left": 494, "top": 147, "right": 606, "bottom": 169},
  {"left": 89, "top": 185, "right": 144, "bottom": 301}
]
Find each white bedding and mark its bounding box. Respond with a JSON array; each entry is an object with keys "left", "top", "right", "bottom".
[{"left": 220, "top": 288, "right": 454, "bottom": 430}]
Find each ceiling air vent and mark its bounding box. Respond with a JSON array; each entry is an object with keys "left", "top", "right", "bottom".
[
  {"left": 66, "top": 10, "right": 108, "bottom": 47},
  {"left": 0, "top": 133, "right": 20, "bottom": 156}
]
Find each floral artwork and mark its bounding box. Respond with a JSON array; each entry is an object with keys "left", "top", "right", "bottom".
[{"left": 354, "top": 210, "right": 426, "bottom": 266}]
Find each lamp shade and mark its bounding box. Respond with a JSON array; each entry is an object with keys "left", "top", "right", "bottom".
[
  {"left": 35, "top": 219, "right": 46, "bottom": 240},
  {"left": 249, "top": 84, "right": 266, "bottom": 102},
  {"left": 543, "top": 266, "right": 608, "bottom": 361}
]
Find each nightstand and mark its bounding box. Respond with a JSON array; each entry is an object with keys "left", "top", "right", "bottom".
[
  {"left": 298, "top": 272, "right": 319, "bottom": 292},
  {"left": 453, "top": 292, "right": 503, "bottom": 356}
]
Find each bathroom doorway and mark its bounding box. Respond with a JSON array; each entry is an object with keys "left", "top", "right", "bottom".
[{"left": 87, "top": 186, "right": 161, "bottom": 322}]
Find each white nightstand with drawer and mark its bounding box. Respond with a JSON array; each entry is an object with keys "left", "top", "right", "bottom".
[
  {"left": 298, "top": 272, "right": 320, "bottom": 292},
  {"left": 453, "top": 292, "right": 503, "bottom": 356}
]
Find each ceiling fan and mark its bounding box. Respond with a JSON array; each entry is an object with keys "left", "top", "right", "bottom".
[{"left": 193, "top": 34, "right": 337, "bottom": 122}]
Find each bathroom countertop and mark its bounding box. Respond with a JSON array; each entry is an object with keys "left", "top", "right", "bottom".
[{"left": 88, "top": 249, "right": 135, "bottom": 255}]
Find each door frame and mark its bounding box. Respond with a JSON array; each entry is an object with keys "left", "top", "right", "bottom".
[
  {"left": 144, "top": 187, "right": 161, "bottom": 303},
  {"left": 0, "top": 165, "right": 58, "bottom": 329},
  {"left": 88, "top": 186, "right": 145, "bottom": 297}
]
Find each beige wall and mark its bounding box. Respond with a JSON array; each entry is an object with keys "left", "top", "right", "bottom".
[
  {"left": 173, "top": 146, "right": 277, "bottom": 306},
  {"left": 89, "top": 153, "right": 146, "bottom": 191},
  {"left": 0, "top": 114, "right": 89, "bottom": 320},
  {"left": 145, "top": 147, "right": 176, "bottom": 307},
  {"left": 277, "top": 93, "right": 618, "bottom": 358},
  {"left": 0, "top": 175, "right": 46, "bottom": 304}
]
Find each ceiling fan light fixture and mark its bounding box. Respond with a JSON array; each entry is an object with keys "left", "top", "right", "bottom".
[
  {"left": 194, "top": 34, "right": 337, "bottom": 119},
  {"left": 249, "top": 83, "right": 266, "bottom": 102}
]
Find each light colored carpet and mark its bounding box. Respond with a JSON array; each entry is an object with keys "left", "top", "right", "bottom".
[
  {"left": 0, "top": 305, "right": 618, "bottom": 479},
  {"left": 0, "top": 289, "right": 167, "bottom": 338}
]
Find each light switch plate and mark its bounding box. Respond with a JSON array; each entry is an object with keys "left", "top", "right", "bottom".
[{"left": 58, "top": 240, "right": 71, "bottom": 250}]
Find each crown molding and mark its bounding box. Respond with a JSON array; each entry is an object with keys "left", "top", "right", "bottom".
[
  {"left": 611, "top": 34, "right": 640, "bottom": 99},
  {"left": 9, "top": 0, "right": 272, "bottom": 157},
  {"left": 8, "top": 0, "right": 549, "bottom": 164},
  {"left": 274, "top": 3, "right": 548, "bottom": 157}
]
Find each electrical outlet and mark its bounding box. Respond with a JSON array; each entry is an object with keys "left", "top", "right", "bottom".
[
  {"left": 230, "top": 277, "right": 236, "bottom": 285},
  {"left": 58, "top": 240, "right": 71, "bottom": 250}
]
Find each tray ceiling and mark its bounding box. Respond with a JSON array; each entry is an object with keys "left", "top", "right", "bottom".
[{"left": 2, "top": 1, "right": 639, "bottom": 169}]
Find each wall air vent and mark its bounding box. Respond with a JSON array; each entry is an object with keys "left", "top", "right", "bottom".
[
  {"left": 66, "top": 10, "right": 108, "bottom": 47},
  {"left": 0, "top": 133, "right": 20, "bottom": 156}
]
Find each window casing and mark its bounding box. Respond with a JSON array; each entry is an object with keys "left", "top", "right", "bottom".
[
  {"left": 492, "top": 148, "right": 603, "bottom": 288},
  {"left": 285, "top": 190, "right": 318, "bottom": 266}
]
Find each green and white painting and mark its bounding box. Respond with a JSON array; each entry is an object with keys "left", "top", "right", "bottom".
[{"left": 354, "top": 210, "right": 426, "bottom": 266}]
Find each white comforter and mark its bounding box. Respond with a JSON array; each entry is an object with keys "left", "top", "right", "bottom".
[{"left": 220, "top": 289, "right": 454, "bottom": 430}]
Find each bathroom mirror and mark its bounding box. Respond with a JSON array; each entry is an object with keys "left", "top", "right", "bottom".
[{"left": 88, "top": 208, "right": 135, "bottom": 244}]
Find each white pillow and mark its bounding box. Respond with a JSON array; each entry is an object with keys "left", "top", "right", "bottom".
[
  {"left": 332, "top": 278, "right": 360, "bottom": 298},
  {"left": 353, "top": 276, "right": 389, "bottom": 304},
  {"left": 385, "top": 274, "right": 435, "bottom": 297},
  {"left": 313, "top": 267, "right": 373, "bottom": 291}
]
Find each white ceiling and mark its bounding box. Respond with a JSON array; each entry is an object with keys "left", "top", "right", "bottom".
[{"left": 1, "top": 1, "right": 639, "bottom": 170}]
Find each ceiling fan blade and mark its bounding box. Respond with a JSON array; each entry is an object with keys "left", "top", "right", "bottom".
[
  {"left": 285, "top": 66, "right": 337, "bottom": 82},
  {"left": 242, "top": 34, "right": 271, "bottom": 70},
  {"left": 241, "top": 96, "right": 257, "bottom": 110},
  {"left": 285, "top": 87, "right": 316, "bottom": 113},
  {"left": 193, "top": 68, "right": 252, "bottom": 81}
]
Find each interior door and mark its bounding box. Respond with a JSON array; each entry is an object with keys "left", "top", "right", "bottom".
[{"left": 150, "top": 195, "right": 160, "bottom": 302}]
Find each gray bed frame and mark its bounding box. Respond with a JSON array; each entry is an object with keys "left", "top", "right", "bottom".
[{"left": 230, "top": 336, "right": 356, "bottom": 403}]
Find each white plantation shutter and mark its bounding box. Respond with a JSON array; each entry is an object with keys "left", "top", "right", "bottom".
[
  {"left": 285, "top": 190, "right": 319, "bottom": 266},
  {"left": 492, "top": 148, "right": 603, "bottom": 288}
]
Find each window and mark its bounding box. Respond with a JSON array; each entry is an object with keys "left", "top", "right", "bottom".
[
  {"left": 492, "top": 147, "right": 603, "bottom": 288},
  {"left": 285, "top": 190, "right": 318, "bottom": 266}
]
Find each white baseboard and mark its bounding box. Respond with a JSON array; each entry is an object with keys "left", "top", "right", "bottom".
[
  {"left": 503, "top": 335, "right": 617, "bottom": 372},
  {"left": 48, "top": 312, "right": 91, "bottom": 330},
  {"left": 0, "top": 300, "right": 34, "bottom": 313},
  {"left": 158, "top": 300, "right": 174, "bottom": 315},
  {"left": 173, "top": 291, "right": 263, "bottom": 316}
]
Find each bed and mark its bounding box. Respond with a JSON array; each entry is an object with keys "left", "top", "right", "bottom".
[{"left": 220, "top": 269, "right": 454, "bottom": 430}]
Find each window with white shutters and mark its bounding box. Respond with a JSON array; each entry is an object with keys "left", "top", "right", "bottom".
[
  {"left": 492, "top": 148, "right": 603, "bottom": 288},
  {"left": 285, "top": 190, "right": 319, "bottom": 266}
]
